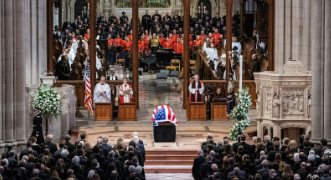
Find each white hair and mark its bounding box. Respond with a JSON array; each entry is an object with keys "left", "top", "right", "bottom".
[
  {"left": 135, "top": 165, "right": 142, "bottom": 174},
  {"left": 308, "top": 154, "right": 315, "bottom": 162},
  {"left": 22, "top": 155, "right": 28, "bottom": 162},
  {"left": 129, "top": 165, "right": 136, "bottom": 174},
  {"left": 72, "top": 156, "right": 80, "bottom": 166},
  {"left": 87, "top": 170, "right": 95, "bottom": 178},
  {"left": 309, "top": 150, "right": 315, "bottom": 155},
  {"left": 61, "top": 149, "right": 69, "bottom": 157},
  {"left": 79, "top": 141, "right": 85, "bottom": 146},
  {"left": 133, "top": 132, "right": 139, "bottom": 136}
]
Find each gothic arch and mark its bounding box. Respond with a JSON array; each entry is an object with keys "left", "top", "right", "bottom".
[
  {"left": 192, "top": 0, "right": 217, "bottom": 17},
  {"left": 74, "top": 0, "right": 88, "bottom": 19}
]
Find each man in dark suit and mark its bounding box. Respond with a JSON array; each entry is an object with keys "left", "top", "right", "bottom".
[
  {"left": 257, "top": 160, "right": 269, "bottom": 180},
  {"left": 6, "top": 151, "right": 17, "bottom": 168},
  {"left": 64, "top": 134, "right": 75, "bottom": 154},
  {"left": 210, "top": 151, "right": 221, "bottom": 168},
  {"left": 200, "top": 155, "right": 213, "bottom": 179},
  {"left": 239, "top": 135, "right": 251, "bottom": 155},
  {"left": 75, "top": 133, "right": 86, "bottom": 148},
  {"left": 227, "top": 167, "right": 246, "bottom": 180},
  {"left": 192, "top": 150, "right": 205, "bottom": 180},
  {"left": 224, "top": 157, "right": 235, "bottom": 178},
  {"left": 19, "top": 141, "right": 38, "bottom": 160},
  {"left": 267, "top": 141, "right": 287, "bottom": 162},
  {"left": 264, "top": 135, "right": 273, "bottom": 152},
  {"left": 296, "top": 162, "right": 309, "bottom": 180},
  {"left": 129, "top": 132, "right": 145, "bottom": 151},
  {"left": 233, "top": 135, "right": 241, "bottom": 154},
  {"left": 54, "top": 142, "right": 64, "bottom": 161},
  {"left": 41, "top": 134, "right": 58, "bottom": 154},
  {"left": 101, "top": 137, "right": 112, "bottom": 157},
  {"left": 142, "top": 10, "right": 152, "bottom": 33}
]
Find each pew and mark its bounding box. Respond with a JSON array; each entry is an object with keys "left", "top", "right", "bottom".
[{"left": 94, "top": 103, "right": 113, "bottom": 121}]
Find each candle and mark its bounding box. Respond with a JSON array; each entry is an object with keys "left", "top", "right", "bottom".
[
  {"left": 239, "top": 55, "right": 243, "bottom": 90},
  {"left": 88, "top": 3, "right": 90, "bottom": 10}
]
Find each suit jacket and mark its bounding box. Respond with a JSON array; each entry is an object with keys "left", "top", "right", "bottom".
[
  {"left": 19, "top": 148, "right": 38, "bottom": 160},
  {"left": 233, "top": 142, "right": 241, "bottom": 154},
  {"left": 65, "top": 141, "right": 75, "bottom": 153},
  {"left": 200, "top": 161, "right": 213, "bottom": 179},
  {"left": 267, "top": 150, "right": 287, "bottom": 162},
  {"left": 7, "top": 156, "right": 17, "bottom": 168},
  {"left": 321, "top": 174, "right": 331, "bottom": 180},
  {"left": 297, "top": 168, "right": 309, "bottom": 180},
  {"left": 134, "top": 148, "right": 144, "bottom": 166},
  {"left": 227, "top": 170, "right": 246, "bottom": 180},
  {"left": 192, "top": 156, "right": 206, "bottom": 180},
  {"left": 257, "top": 168, "right": 269, "bottom": 179},
  {"left": 42, "top": 141, "right": 58, "bottom": 154},
  {"left": 212, "top": 158, "right": 221, "bottom": 168}
]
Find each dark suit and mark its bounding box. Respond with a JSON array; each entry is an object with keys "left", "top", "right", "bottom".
[
  {"left": 227, "top": 170, "right": 246, "bottom": 180},
  {"left": 212, "top": 158, "right": 221, "bottom": 168},
  {"left": 7, "top": 156, "right": 17, "bottom": 168},
  {"left": 42, "top": 141, "right": 58, "bottom": 154},
  {"left": 297, "top": 168, "right": 309, "bottom": 180},
  {"left": 65, "top": 140, "right": 75, "bottom": 153},
  {"left": 257, "top": 168, "right": 269, "bottom": 180},
  {"left": 200, "top": 161, "right": 213, "bottom": 179},
  {"left": 192, "top": 156, "right": 206, "bottom": 180},
  {"left": 239, "top": 141, "right": 251, "bottom": 154},
  {"left": 19, "top": 148, "right": 38, "bottom": 160},
  {"left": 267, "top": 149, "right": 287, "bottom": 162}
]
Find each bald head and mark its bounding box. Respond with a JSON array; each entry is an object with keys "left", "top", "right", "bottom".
[
  {"left": 197, "top": 149, "right": 203, "bottom": 156},
  {"left": 46, "top": 134, "right": 53, "bottom": 141}
]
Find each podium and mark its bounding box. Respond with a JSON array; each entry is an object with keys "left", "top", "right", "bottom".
[
  {"left": 153, "top": 122, "right": 176, "bottom": 142},
  {"left": 210, "top": 101, "right": 228, "bottom": 121},
  {"left": 118, "top": 97, "right": 136, "bottom": 121},
  {"left": 94, "top": 103, "right": 113, "bottom": 121},
  {"left": 186, "top": 102, "right": 206, "bottom": 121}
]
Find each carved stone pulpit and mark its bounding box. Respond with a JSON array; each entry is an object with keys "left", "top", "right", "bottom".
[{"left": 254, "top": 60, "right": 311, "bottom": 139}]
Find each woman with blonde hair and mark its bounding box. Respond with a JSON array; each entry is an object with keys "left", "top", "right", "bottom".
[
  {"left": 281, "top": 138, "right": 290, "bottom": 151},
  {"left": 274, "top": 153, "right": 283, "bottom": 170},
  {"left": 114, "top": 137, "right": 127, "bottom": 157},
  {"left": 222, "top": 156, "right": 229, "bottom": 169},
  {"left": 83, "top": 142, "right": 92, "bottom": 158},
  {"left": 281, "top": 164, "right": 293, "bottom": 180},
  {"left": 286, "top": 140, "right": 297, "bottom": 153}
]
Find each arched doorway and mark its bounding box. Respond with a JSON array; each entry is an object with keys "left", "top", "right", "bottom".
[
  {"left": 75, "top": 0, "right": 88, "bottom": 19},
  {"left": 197, "top": 0, "right": 211, "bottom": 16}
]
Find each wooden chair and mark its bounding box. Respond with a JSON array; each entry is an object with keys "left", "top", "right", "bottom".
[
  {"left": 190, "top": 60, "right": 196, "bottom": 70},
  {"left": 166, "top": 59, "right": 180, "bottom": 71},
  {"left": 115, "top": 53, "right": 125, "bottom": 68}
]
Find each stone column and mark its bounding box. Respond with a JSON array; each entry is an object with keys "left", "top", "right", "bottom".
[
  {"left": 324, "top": 0, "right": 331, "bottom": 141},
  {"left": 103, "top": 0, "right": 111, "bottom": 19},
  {"left": 274, "top": 0, "right": 285, "bottom": 73},
  {"left": 267, "top": 126, "right": 271, "bottom": 136},
  {"left": 311, "top": 0, "right": 324, "bottom": 143},
  {"left": 0, "top": 0, "right": 4, "bottom": 144},
  {"left": 14, "top": 0, "right": 27, "bottom": 142},
  {"left": 25, "top": 0, "right": 32, "bottom": 85},
  {"left": 284, "top": 0, "right": 292, "bottom": 62},
  {"left": 4, "top": 0, "right": 15, "bottom": 143},
  {"left": 31, "top": 0, "right": 39, "bottom": 85},
  {"left": 302, "top": 0, "right": 311, "bottom": 71},
  {"left": 257, "top": 121, "right": 262, "bottom": 138},
  {"left": 291, "top": 0, "right": 303, "bottom": 62},
  {"left": 38, "top": 0, "right": 47, "bottom": 78}
]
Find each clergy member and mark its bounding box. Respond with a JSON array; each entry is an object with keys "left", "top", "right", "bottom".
[
  {"left": 188, "top": 74, "right": 205, "bottom": 102},
  {"left": 93, "top": 76, "right": 111, "bottom": 105},
  {"left": 119, "top": 79, "right": 133, "bottom": 103},
  {"left": 108, "top": 69, "right": 118, "bottom": 80}
]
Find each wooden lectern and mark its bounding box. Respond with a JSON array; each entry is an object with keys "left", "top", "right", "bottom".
[
  {"left": 118, "top": 97, "right": 137, "bottom": 121},
  {"left": 186, "top": 102, "right": 206, "bottom": 121},
  {"left": 210, "top": 101, "right": 228, "bottom": 121},
  {"left": 94, "top": 103, "right": 113, "bottom": 121}
]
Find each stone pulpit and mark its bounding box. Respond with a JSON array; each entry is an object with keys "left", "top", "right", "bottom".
[{"left": 254, "top": 60, "right": 311, "bottom": 141}]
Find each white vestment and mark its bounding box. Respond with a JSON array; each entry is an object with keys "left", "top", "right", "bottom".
[
  {"left": 223, "top": 39, "right": 242, "bottom": 60},
  {"left": 188, "top": 81, "right": 205, "bottom": 95},
  {"left": 84, "top": 57, "right": 103, "bottom": 79},
  {"left": 223, "top": 70, "right": 236, "bottom": 80},
  {"left": 68, "top": 49, "right": 76, "bottom": 70},
  {"left": 206, "top": 48, "right": 218, "bottom": 60},
  {"left": 119, "top": 84, "right": 133, "bottom": 103},
  {"left": 93, "top": 83, "right": 111, "bottom": 104}
]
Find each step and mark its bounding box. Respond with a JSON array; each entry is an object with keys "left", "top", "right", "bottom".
[
  {"left": 144, "top": 160, "right": 193, "bottom": 165},
  {"left": 146, "top": 151, "right": 196, "bottom": 155},
  {"left": 144, "top": 165, "right": 192, "bottom": 173},
  {"left": 146, "top": 155, "right": 196, "bottom": 161}
]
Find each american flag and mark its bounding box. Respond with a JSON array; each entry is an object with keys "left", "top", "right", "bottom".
[
  {"left": 84, "top": 60, "right": 93, "bottom": 114},
  {"left": 151, "top": 105, "right": 178, "bottom": 126}
]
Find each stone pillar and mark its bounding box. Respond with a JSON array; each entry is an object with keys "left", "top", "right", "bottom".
[
  {"left": 0, "top": 0, "right": 4, "bottom": 144},
  {"left": 284, "top": 0, "right": 292, "bottom": 62},
  {"left": 25, "top": 0, "right": 32, "bottom": 85},
  {"left": 291, "top": 0, "right": 303, "bottom": 62},
  {"left": 324, "top": 0, "right": 331, "bottom": 141},
  {"left": 274, "top": 0, "right": 285, "bottom": 73},
  {"left": 4, "top": 0, "right": 15, "bottom": 143},
  {"left": 103, "top": 0, "right": 111, "bottom": 19},
  {"left": 267, "top": 126, "right": 271, "bottom": 136},
  {"left": 14, "top": 0, "right": 27, "bottom": 142},
  {"left": 257, "top": 121, "right": 263, "bottom": 138},
  {"left": 302, "top": 0, "right": 311, "bottom": 71},
  {"left": 311, "top": 0, "right": 324, "bottom": 143}
]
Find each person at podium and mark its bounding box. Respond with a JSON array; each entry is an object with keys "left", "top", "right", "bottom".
[
  {"left": 189, "top": 74, "right": 205, "bottom": 102},
  {"left": 93, "top": 76, "right": 111, "bottom": 106},
  {"left": 119, "top": 79, "right": 133, "bottom": 103},
  {"left": 211, "top": 88, "right": 224, "bottom": 102}
]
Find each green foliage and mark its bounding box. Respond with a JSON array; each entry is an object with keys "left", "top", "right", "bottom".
[
  {"left": 33, "top": 84, "right": 62, "bottom": 118},
  {"left": 229, "top": 87, "right": 252, "bottom": 140}
]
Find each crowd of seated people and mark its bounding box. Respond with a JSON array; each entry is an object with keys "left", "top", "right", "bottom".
[
  {"left": 0, "top": 132, "right": 146, "bottom": 180},
  {"left": 193, "top": 133, "right": 331, "bottom": 180},
  {"left": 54, "top": 9, "right": 241, "bottom": 77}
]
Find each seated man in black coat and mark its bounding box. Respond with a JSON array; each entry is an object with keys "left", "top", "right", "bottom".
[
  {"left": 200, "top": 155, "right": 213, "bottom": 179},
  {"left": 267, "top": 141, "right": 287, "bottom": 162},
  {"left": 192, "top": 150, "right": 205, "bottom": 180},
  {"left": 64, "top": 134, "right": 75, "bottom": 154},
  {"left": 238, "top": 135, "right": 251, "bottom": 155},
  {"left": 19, "top": 141, "right": 38, "bottom": 160},
  {"left": 41, "top": 134, "right": 58, "bottom": 154}
]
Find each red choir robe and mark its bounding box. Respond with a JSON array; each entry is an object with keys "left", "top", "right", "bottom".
[
  {"left": 84, "top": 34, "right": 90, "bottom": 40},
  {"left": 108, "top": 39, "right": 114, "bottom": 47},
  {"left": 159, "top": 37, "right": 165, "bottom": 46},
  {"left": 163, "top": 41, "right": 173, "bottom": 49},
  {"left": 213, "top": 33, "right": 222, "bottom": 47},
  {"left": 114, "top": 38, "right": 123, "bottom": 47},
  {"left": 173, "top": 42, "right": 183, "bottom": 54},
  {"left": 119, "top": 84, "right": 133, "bottom": 103},
  {"left": 128, "top": 35, "right": 132, "bottom": 41},
  {"left": 198, "top": 34, "right": 206, "bottom": 41}
]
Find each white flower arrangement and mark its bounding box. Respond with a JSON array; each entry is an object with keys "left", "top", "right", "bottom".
[
  {"left": 229, "top": 87, "right": 252, "bottom": 140},
  {"left": 33, "top": 84, "right": 62, "bottom": 118}
]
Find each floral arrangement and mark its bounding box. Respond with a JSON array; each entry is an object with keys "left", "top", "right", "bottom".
[
  {"left": 229, "top": 87, "right": 252, "bottom": 140},
  {"left": 33, "top": 84, "right": 62, "bottom": 118}
]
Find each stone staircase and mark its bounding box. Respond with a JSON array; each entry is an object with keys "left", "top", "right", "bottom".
[{"left": 144, "top": 150, "right": 195, "bottom": 173}]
